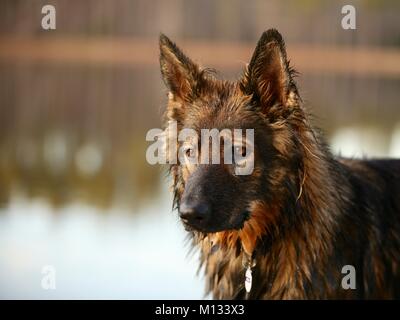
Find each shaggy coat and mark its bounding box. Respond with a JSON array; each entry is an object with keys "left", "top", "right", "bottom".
[{"left": 159, "top": 29, "right": 400, "bottom": 299}]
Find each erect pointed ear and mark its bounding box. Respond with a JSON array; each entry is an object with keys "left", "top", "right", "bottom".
[
  {"left": 240, "top": 29, "right": 298, "bottom": 113},
  {"left": 159, "top": 34, "right": 203, "bottom": 102}
]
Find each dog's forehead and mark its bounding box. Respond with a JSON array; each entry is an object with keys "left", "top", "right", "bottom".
[{"left": 184, "top": 83, "right": 254, "bottom": 129}]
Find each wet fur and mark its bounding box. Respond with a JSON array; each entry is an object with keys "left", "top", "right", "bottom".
[{"left": 159, "top": 30, "right": 400, "bottom": 299}]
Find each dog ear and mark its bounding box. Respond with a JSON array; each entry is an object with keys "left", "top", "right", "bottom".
[
  {"left": 240, "top": 29, "right": 298, "bottom": 113},
  {"left": 159, "top": 34, "right": 202, "bottom": 102}
]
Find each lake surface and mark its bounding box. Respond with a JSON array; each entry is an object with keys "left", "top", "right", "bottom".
[{"left": 0, "top": 187, "right": 205, "bottom": 299}]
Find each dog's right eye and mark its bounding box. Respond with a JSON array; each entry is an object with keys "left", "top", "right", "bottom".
[{"left": 234, "top": 145, "right": 246, "bottom": 158}]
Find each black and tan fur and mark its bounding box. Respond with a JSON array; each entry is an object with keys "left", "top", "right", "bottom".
[{"left": 159, "top": 29, "right": 400, "bottom": 299}]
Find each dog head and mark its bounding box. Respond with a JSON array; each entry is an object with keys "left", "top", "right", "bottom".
[{"left": 159, "top": 29, "right": 306, "bottom": 250}]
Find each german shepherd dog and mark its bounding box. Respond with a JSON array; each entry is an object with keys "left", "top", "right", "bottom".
[{"left": 158, "top": 29, "right": 400, "bottom": 299}]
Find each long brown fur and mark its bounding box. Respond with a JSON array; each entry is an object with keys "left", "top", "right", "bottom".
[{"left": 159, "top": 29, "right": 400, "bottom": 299}]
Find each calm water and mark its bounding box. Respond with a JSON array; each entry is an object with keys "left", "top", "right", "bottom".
[{"left": 0, "top": 186, "right": 205, "bottom": 299}]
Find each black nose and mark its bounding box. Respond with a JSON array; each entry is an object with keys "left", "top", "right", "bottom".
[{"left": 179, "top": 201, "right": 210, "bottom": 226}]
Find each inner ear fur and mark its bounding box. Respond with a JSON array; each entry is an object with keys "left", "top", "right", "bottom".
[{"left": 240, "top": 29, "right": 298, "bottom": 112}]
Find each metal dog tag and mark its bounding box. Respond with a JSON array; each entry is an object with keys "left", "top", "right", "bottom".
[{"left": 245, "top": 266, "right": 252, "bottom": 293}]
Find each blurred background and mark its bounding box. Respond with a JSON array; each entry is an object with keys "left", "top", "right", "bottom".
[{"left": 0, "top": 0, "right": 399, "bottom": 299}]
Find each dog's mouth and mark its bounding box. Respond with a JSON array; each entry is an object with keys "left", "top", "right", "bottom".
[{"left": 180, "top": 210, "right": 251, "bottom": 233}]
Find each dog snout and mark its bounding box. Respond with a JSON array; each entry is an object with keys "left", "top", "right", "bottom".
[{"left": 179, "top": 200, "right": 210, "bottom": 227}]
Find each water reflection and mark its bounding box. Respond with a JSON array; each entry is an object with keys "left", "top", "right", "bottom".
[
  {"left": 0, "top": 188, "right": 205, "bottom": 299},
  {"left": 0, "top": 131, "right": 160, "bottom": 209}
]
